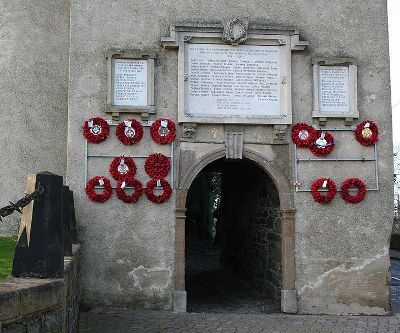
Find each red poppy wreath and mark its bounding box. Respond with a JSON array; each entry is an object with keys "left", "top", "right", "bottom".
[
  {"left": 85, "top": 176, "right": 112, "bottom": 202},
  {"left": 354, "top": 120, "right": 378, "bottom": 146},
  {"left": 150, "top": 118, "right": 176, "bottom": 144},
  {"left": 310, "top": 178, "right": 337, "bottom": 204},
  {"left": 144, "top": 153, "right": 170, "bottom": 179},
  {"left": 116, "top": 119, "right": 144, "bottom": 145},
  {"left": 83, "top": 117, "right": 110, "bottom": 143},
  {"left": 145, "top": 179, "right": 172, "bottom": 203},
  {"left": 340, "top": 178, "right": 367, "bottom": 204},
  {"left": 309, "top": 131, "right": 335, "bottom": 157},
  {"left": 291, "top": 123, "right": 317, "bottom": 148},
  {"left": 109, "top": 156, "right": 137, "bottom": 181},
  {"left": 116, "top": 178, "right": 143, "bottom": 203}
]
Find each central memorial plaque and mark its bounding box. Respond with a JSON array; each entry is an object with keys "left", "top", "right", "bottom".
[
  {"left": 161, "top": 22, "right": 309, "bottom": 124},
  {"left": 187, "top": 44, "right": 281, "bottom": 117}
]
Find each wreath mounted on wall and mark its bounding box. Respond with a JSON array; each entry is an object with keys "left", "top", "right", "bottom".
[
  {"left": 310, "top": 178, "right": 337, "bottom": 204},
  {"left": 291, "top": 123, "right": 317, "bottom": 148},
  {"left": 144, "top": 153, "right": 170, "bottom": 179},
  {"left": 354, "top": 120, "right": 379, "bottom": 146},
  {"left": 116, "top": 178, "right": 143, "bottom": 203},
  {"left": 340, "top": 178, "right": 367, "bottom": 203},
  {"left": 309, "top": 131, "right": 335, "bottom": 157},
  {"left": 145, "top": 179, "right": 172, "bottom": 203},
  {"left": 150, "top": 118, "right": 176, "bottom": 144},
  {"left": 109, "top": 156, "right": 137, "bottom": 181},
  {"left": 85, "top": 176, "right": 112, "bottom": 202},
  {"left": 116, "top": 119, "right": 144, "bottom": 145},
  {"left": 83, "top": 117, "right": 110, "bottom": 144}
]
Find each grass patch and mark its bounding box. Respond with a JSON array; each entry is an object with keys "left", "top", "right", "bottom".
[{"left": 0, "top": 237, "right": 17, "bottom": 281}]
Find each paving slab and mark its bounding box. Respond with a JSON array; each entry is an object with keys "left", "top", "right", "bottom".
[{"left": 79, "top": 308, "right": 400, "bottom": 333}]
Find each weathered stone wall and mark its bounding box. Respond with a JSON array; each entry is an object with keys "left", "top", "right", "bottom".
[
  {"left": 0, "top": 245, "right": 80, "bottom": 333},
  {"left": 0, "top": 1, "right": 70, "bottom": 236},
  {"left": 66, "top": 0, "right": 392, "bottom": 314},
  {"left": 221, "top": 161, "right": 281, "bottom": 299}
]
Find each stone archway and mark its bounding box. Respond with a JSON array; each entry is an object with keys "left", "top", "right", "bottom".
[{"left": 174, "top": 147, "right": 296, "bottom": 313}]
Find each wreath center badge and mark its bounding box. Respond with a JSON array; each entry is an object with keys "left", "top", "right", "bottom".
[
  {"left": 310, "top": 130, "right": 335, "bottom": 157},
  {"left": 89, "top": 121, "right": 102, "bottom": 135},
  {"left": 158, "top": 120, "right": 169, "bottom": 136},
  {"left": 315, "top": 132, "right": 327, "bottom": 148},
  {"left": 117, "top": 158, "right": 129, "bottom": 175},
  {"left": 361, "top": 123, "right": 373, "bottom": 139},
  {"left": 124, "top": 121, "right": 136, "bottom": 138},
  {"left": 298, "top": 130, "right": 309, "bottom": 141}
]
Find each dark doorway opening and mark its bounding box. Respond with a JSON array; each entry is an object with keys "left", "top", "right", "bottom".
[{"left": 185, "top": 158, "right": 281, "bottom": 313}]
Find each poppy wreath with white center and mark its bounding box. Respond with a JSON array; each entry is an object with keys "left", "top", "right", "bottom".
[
  {"left": 354, "top": 120, "right": 378, "bottom": 146},
  {"left": 144, "top": 153, "right": 170, "bottom": 179},
  {"left": 310, "top": 178, "right": 337, "bottom": 204},
  {"left": 116, "top": 178, "right": 143, "bottom": 203},
  {"left": 83, "top": 117, "right": 110, "bottom": 143},
  {"left": 116, "top": 119, "right": 144, "bottom": 145},
  {"left": 109, "top": 156, "right": 137, "bottom": 181},
  {"left": 340, "top": 178, "right": 367, "bottom": 204},
  {"left": 150, "top": 118, "right": 176, "bottom": 144},
  {"left": 145, "top": 179, "right": 172, "bottom": 203},
  {"left": 291, "top": 123, "right": 317, "bottom": 148},
  {"left": 85, "top": 176, "right": 112, "bottom": 202},
  {"left": 309, "top": 131, "right": 335, "bottom": 157}
]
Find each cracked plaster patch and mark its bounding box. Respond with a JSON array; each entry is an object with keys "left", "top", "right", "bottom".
[
  {"left": 298, "top": 246, "right": 389, "bottom": 296},
  {"left": 128, "top": 265, "right": 172, "bottom": 291}
]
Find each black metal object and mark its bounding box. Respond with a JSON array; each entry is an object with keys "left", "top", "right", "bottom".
[{"left": 0, "top": 184, "right": 45, "bottom": 222}]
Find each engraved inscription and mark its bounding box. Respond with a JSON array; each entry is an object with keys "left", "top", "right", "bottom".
[
  {"left": 319, "top": 66, "right": 349, "bottom": 113},
  {"left": 187, "top": 44, "right": 281, "bottom": 117},
  {"left": 113, "top": 59, "right": 147, "bottom": 106}
]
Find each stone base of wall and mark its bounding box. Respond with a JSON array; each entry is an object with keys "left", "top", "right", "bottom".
[{"left": 0, "top": 244, "right": 80, "bottom": 333}]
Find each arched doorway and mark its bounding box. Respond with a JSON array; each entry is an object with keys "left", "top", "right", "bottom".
[
  {"left": 185, "top": 158, "right": 281, "bottom": 313},
  {"left": 174, "top": 148, "right": 296, "bottom": 313}
]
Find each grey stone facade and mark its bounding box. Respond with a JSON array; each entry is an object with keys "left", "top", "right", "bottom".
[{"left": 0, "top": 0, "right": 393, "bottom": 315}]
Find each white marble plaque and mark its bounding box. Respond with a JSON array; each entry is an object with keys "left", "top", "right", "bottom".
[
  {"left": 113, "top": 59, "right": 147, "bottom": 106},
  {"left": 187, "top": 44, "right": 281, "bottom": 117},
  {"left": 319, "top": 66, "right": 349, "bottom": 113}
]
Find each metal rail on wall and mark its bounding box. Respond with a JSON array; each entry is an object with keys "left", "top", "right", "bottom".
[
  {"left": 84, "top": 121, "right": 174, "bottom": 189},
  {"left": 294, "top": 127, "right": 379, "bottom": 193}
]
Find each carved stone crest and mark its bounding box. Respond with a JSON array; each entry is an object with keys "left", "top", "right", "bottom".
[
  {"left": 273, "top": 125, "right": 288, "bottom": 142},
  {"left": 182, "top": 123, "right": 197, "bottom": 139},
  {"left": 223, "top": 19, "right": 248, "bottom": 46}
]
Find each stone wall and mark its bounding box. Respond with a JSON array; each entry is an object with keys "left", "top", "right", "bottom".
[
  {"left": 0, "top": 0, "right": 70, "bottom": 236},
  {"left": 65, "top": 0, "right": 392, "bottom": 314},
  {"left": 0, "top": 245, "right": 80, "bottom": 333}
]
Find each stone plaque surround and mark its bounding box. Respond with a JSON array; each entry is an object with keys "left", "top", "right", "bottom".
[
  {"left": 312, "top": 58, "right": 358, "bottom": 121},
  {"left": 162, "top": 22, "right": 308, "bottom": 313},
  {"left": 105, "top": 50, "right": 156, "bottom": 120},
  {"left": 162, "top": 23, "right": 308, "bottom": 125}
]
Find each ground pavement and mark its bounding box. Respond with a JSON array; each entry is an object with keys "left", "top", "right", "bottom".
[{"left": 79, "top": 308, "right": 400, "bottom": 333}]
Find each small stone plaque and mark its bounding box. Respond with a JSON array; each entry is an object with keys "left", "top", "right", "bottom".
[
  {"left": 319, "top": 66, "right": 349, "bottom": 113},
  {"left": 187, "top": 44, "right": 281, "bottom": 118},
  {"left": 112, "top": 59, "right": 148, "bottom": 106}
]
